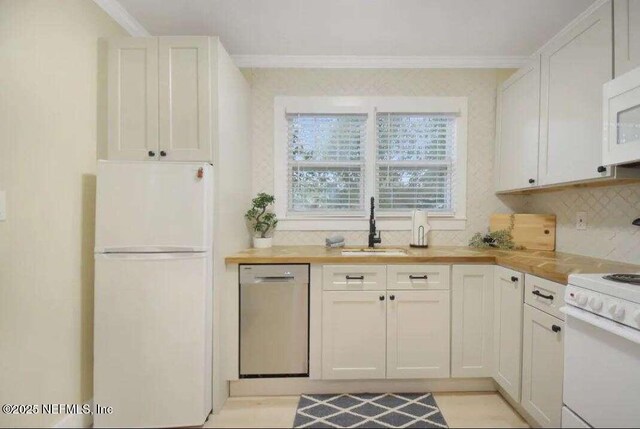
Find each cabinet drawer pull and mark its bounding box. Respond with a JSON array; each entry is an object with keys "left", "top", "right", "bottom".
[
  {"left": 552, "top": 324, "right": 562, "bottom": 333},
  {"left": 409, "top": 275, "right": 428, "bottom": 280},
  {"left": 532, "top": 290, "right": 554, "bottom": 300},
  {"left": 389, "top": 295, "right": 395, "bottom": 301},
  {"left": 346, "top": 275, "right": 364, "bottom": 280},
  {"left": 148, "top": 150, "right": 156, "bottom": 157},
  {"left": 160, "top": 150, "right": 167, "bottom": 157},
  {"left": 379, "top": 295, "right": 385, "bottom": 301},
  {"left": 511, "top": 276, "right": 519, "bottom": 282}
]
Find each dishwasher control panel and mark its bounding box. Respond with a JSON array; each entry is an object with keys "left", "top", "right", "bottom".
[{"left": 240, "top": 264, "right": 309, "bottom": 284}]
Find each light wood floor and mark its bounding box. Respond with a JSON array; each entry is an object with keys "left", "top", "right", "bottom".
[{"left": 203, "top": 392, "right": 529, "bottom": 428}]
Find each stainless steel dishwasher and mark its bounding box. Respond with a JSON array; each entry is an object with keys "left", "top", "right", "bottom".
[{"left": 239, "top": 264, "right": 309, "bottom": 378}]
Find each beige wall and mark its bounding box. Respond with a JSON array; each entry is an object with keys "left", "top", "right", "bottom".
[
  {"left": 0, "top": 1, "right": 126, "bottom": 427},
  {"left": 242, "top": 68, "right": 525, "bottom": 247}
]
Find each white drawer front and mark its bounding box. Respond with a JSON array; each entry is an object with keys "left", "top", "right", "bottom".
[
  {"left": 525, "top": 274, "right": 565, "bottom": 320},
  {"left": 323, "top": 265, "right": 386, "bottom": 291},
  {"left": 387, "top": 265, "right": 450, "bottom": 290}
]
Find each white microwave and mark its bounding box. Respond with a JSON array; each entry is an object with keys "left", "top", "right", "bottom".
[{"left": 603, "top": 66, "right": 640, "bottom": 166}]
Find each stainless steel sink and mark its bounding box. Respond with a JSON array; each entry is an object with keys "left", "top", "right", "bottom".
[{"left": 341, "top": 248, "right": 407, "bottom": 256}]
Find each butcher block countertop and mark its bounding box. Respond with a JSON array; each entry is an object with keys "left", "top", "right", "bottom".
[{"left": 225, "top": 245, "right": 640, "bottom": 285}]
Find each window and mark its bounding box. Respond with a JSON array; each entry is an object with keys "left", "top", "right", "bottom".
[
  {"left": 287, "top": 114, "right": 367, "bottom": 213},
  {"left": 274, "top": 97, "right": 467, "bottom": 231},
  {"left": 376, "top": 113, "right": 456, "bottom": 212}
]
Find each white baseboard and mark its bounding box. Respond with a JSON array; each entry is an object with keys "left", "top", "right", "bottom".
[
  {"left": 52, "top": 399, "right": 93, "bottom": 428},
  {"left": 230, "top": 378, "right": 496, "bottom": 397}
]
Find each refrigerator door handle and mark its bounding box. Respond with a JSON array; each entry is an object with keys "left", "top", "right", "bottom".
[
  {"left": 95, "top": 253, "right": 208, "bottom": 261},
  {"left": 95, "top": 246, "right": 210, "bottom": 254}
]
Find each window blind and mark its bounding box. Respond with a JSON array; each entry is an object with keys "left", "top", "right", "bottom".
[
  {"left": 376, "top": 113, "right": 456, "bottom": 212},
  {"left": 287, "top": 114, "right": 367, "bottom": 213}
]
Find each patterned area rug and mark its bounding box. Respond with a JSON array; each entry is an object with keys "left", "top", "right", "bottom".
[{"left": 293, "top": 393, "right": 448, "bottom": 428}]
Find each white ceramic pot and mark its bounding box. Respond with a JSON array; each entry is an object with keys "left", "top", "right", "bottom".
[{"left": 253, "top": 237, "right": 273, "bottom": 248}]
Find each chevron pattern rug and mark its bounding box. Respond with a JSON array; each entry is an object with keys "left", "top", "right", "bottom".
[{"left": 292, "top": 393, "right": 448, "bottom": 428}]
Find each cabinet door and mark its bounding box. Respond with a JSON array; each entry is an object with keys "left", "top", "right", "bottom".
[
  {"left": 322, "top": 291, "right": 386, "bottom": 380},
  {"left": 107, "top": 38, "right": 159, "bottom": 160},
  {"left": 521, "top": 305, "right": 564, "bottom": 428},
  {"left": 614, "top": 0, "right": 640, "bottom": 76},
  {"left": 495, "top": 56, "right": 541, "bottom": 191},
  {"left": 159, "top": 37, "right": 212, "bottom": 161},
  {"left": 493, "top": 266, "right": 524, "bottom": 402},
  {"left": 386, "top": 290, "right": 450, "bottom": 379},
  {"left": 451, "top": 265, "right": 494, "bottom": 378},
  {"left": 539, "top": 2, "right": 613, "bottom": 185}
]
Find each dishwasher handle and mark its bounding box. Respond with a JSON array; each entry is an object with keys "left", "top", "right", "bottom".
[{"left": 254, "top": 276, "right": 296, "bottom": 283}]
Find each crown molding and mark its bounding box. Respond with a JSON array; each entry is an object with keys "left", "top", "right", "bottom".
[
  {"left": 531, "top": 0, "right": 610, "bottom": 57},
  {"left": 232, "top": 55, "right": 528, "bottom": 69},
  {"left": 93, "top": 0, "right": 150, "bottom": 36}
]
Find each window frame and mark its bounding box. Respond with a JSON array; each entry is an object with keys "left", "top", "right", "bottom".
[{"left": 274, "top": 96, "right": 468, "bottom": 231}]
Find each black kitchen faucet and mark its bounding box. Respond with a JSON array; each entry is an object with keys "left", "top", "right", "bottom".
[{"left": 368, "top": 197, "right": 382, "bottom": 248}]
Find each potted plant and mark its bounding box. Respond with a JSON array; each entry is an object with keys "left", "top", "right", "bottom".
[{"left": 245, "top": 192, "right": 278, "bottom": 248}]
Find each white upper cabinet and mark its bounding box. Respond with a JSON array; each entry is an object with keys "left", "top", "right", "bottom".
[
  {"left": 107, "top": 36, "right": 221, "bottom": 162},
  {"left": 451, "top": 265, "right": 494, "bottom": 378},
  {"left": 107, "top": 38, "right": 159, "bottom": 160},
  {"left": 159, "top": 37, "right": 212, "bottom": 161},
  {"left": 493, "top": 266, "right": 524, "bottom": 402},
  {"left": 538, "top": 1, "right": 613, "bottom": 185},
  {"left": 495, "top": 57, "right": 541, "bottom": 191},
  {"left": 614, "top": 0, "right": 640, "bottom": 77},
  {"left": 386, "top": 290, "right": 450, "bottom": 379}
]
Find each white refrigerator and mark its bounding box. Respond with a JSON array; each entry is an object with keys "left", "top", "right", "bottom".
[{"left": 93, "top": 161, "right": 213, "bottom": 428}]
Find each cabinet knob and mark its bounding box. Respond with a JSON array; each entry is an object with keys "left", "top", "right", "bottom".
[
  {"left": 597, "top": 165, "right": 607, "bottom": 173},
  {"left": 160, "top": 151, "right": 167, "bottom": 157},
  {"left": 148, "top": 151, "right": 155, "bottom": 157},
  {"left": 552, "top": 325, "right": 561, "bottom": 333},
  {"left": 511, "top": 276, "right": 519, "bottom": 282},
  {"left": 528, "top": 178, "right": 535, "bottom": 184},
  {"left": 379, "top": 295, "right": 385, "bottom": 301},
  {"left": 390, "top": 295, "right": 395, "bottom": 301}
]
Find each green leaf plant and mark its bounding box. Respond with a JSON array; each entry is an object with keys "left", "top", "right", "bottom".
[
  {"left": 245, "top": 193, "right": 278, "bottom": 238},
  {"left": 469, "top": 214, "right": 524, "bottom": 250}
]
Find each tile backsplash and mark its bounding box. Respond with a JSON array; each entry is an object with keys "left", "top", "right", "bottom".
[
  {"left": 242, "top": 68, "right": 640, "bottom": 265},
  {"left": 523, "top": 183, "right": 640, "bottom": 265}
]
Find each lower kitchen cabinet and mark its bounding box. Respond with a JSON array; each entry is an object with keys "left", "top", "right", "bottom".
[
  {"left": 451, "top": 265, "right": 494, "bottom": 377},
  {"left": 521, "top": 304, "right": 564, "bottom": 428},
  {"left": 322, "top": 291, "right": 387, "bottom": 380},
  {"left": 322, "top": 286, "right": 451, "bottom": 380},
  {"left": 494, "top": 266, "right": 524, "bottom": 401},
  {"left": 387, "top": 290, "right": 450, "bottom": 379}
]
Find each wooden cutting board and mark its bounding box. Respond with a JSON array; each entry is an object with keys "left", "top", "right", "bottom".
[{"left": 490, "top": 214, "right": 556, "bottom": 251}]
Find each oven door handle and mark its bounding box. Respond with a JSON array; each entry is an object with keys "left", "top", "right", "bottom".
[{"left": 561, "top": 306, "right": 640, "bottom": 345}]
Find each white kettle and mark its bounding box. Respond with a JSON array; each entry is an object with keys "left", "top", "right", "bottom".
[{"left": 410, "top": 209, "right": 430, "bottom": 248}]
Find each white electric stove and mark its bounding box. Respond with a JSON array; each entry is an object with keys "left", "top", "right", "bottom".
[{"left": 562, "top": 273, "right": 640, "bottom": 428}]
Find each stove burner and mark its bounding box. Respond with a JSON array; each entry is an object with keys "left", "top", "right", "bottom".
[{"left": 603, "top": 274, "right": 640, "bottom": 285}]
